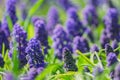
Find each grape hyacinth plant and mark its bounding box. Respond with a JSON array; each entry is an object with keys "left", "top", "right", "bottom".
[
  {"left": 9, "top": 24, "right": 27, "bottom": 68},
  {"left": 33, "top": 17, "right": 50, "bottom": 54},
  {"left": 25, "top": 38, "right": 45, "bottom": 68},
  {"left": 0, "top": 0, "right": 120, "bottom": 80},
  {"left": 46, "top": 6, "right": 59, "bottom": 35},
  {"left": 73, "top": 36, "right": 90, "bottom": 53},
  {"left": 63, "top": 47, "right": 78, "bottom": 71},
  {"left": 52, "top": 24, "right": 72, "bottom": 59}
]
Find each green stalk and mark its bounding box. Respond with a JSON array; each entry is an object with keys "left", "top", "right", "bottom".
[{"left": 76, "top": 50, "right": 95, "bottom": 67}]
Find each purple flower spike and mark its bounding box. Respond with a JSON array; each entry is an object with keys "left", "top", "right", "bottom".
[
  {"left": 103, "top": 8, "right": 120, "bottom": 41},
  {"left": 66, "top": 8, "right": 84, "bottom": 38},
  {"left": 46, "top": 6, "right": 59, "bottom": 35},
  {"left": 6, "top": 0, "right": 18, "bottom": 25},
  {"left": 33, "top": 18, "right": 50, "bottom": 54},
  {"left": 3, "top": 72, "right": 14, "bottom": 80},
  {"left": 107, "top": 52, "right": 118, "bottom": 67},
  {"left": 0, "top": 21, "right": 9, "bottom": 53},
  {"left": 114, "top": 63, "right": 120, "bottom": 80},
  {"left": 26, "top": 38, "right": 45, "bottom": 68},
  {"left": 2, "top": 0, "right": 18, "bottom": 38},
  {"left": 100, "top": 30, "right": 110, "bottom": 48},
  {"left": 82, "top": 5, "right": 99, "bottom": 27},
  {"left": 0, "top": 54, "right": 4, "bottom": 68},
  {"left": 52, "top": 24, "right": 72, "bottom": 59},
  {"left": 63, "top": 47, "right": 78, "bottom": 71},
  {"left": 105, "top": 43, "right": 114, "bottom": 55},
  {"left": 9, "top": 24, "right": 28, "bottom": 68},
  {"left": 90, "top": 44, "right": 99, "bottom": 53},
  {"left": 88, "top": 0, "right": 100, "bottom": 7},
  {"left": 112, "top": 40, "right": 119, "bottom": 56},
  {"left": 67, "top": 7, "right": 79, "bottom": 21},
  {"left": 84, "top": 27, "right": 94, "bottom": 42},
  {"left": 73, "top": 36, "right": 89, "bottom": 53},
  {"left": 57, "top": 0, "right": 74, "bottom": 10}
]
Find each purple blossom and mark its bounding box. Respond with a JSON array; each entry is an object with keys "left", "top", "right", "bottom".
[
  {"left": 21, "top": 67, "right": 44, "bottom": 80},
  {"left": 114, "top": 63, "right": 120, "bottom": 80},
  {"left": 93, "top": 66, "right": 103, "bottom": 76},
  {"left": 105, "top": 44, "right": 114, "bottom": 55},
  {"left": 88, "top": 0, "right": 100, "bottom": 7},
  {"left": 104, "top": 8, "right": 118, "bottom": 26},
  {"left": 0, "top": 22, "right": 9, "bottom": 53},
  {"left": 46, "top": 6, "right": 59, "bottom": 35},
  {"left": 90, "top": 44, "right": 99, "bottom": 53},
  {"left": 9, "top": 24, "right": 27, "bottom": 68},
  {"left": 20, "top": 3, "right": 27, "bottom": 20},
  {"left": 52, "top": 24, "right": 72, "bottom": 59},
  {"left": 57, "top": 0, "right": 74, "bottom": 10},
  {"left": 67, "top": 7, "right": 79, "bottom": 21},
  {"left": 82, "top": 5, "right": 99, "bottom": 27},
  {"left": 25, "top": 38, "right": 45, "bottom": 68},
  {"left": 73, "top": 36, "right": 89, "bottom": 53},
  {"left": 63, "top": 47, "right": 78, "bottom": 71},
  {"left": 112, "top": 40, "right": 119, "bottom": 56},
  {"left": 5, "top": 0, "right": 18, "bottom": 25},
  {"left": 2, "top": 0, "right": 18, "bottom": 38},
  {"left": 0, "top": 54, "right": 4, "bottom": 68},
  {"left": 107, "top": 52, "right": 118, "bottom": 66},
  {"left": 103, "top": 8, "right": 120, "bottom": 41},
  {"left": 33, "top": 18, "right": 50, "bottom": 54},
  {"left": 1, "top": 18, "right": 11, "bottom": 38},
  {"left": 84, "top": 27, "right": 94, "bottom": 42},
  {"left": 3, "top": 72, "right": 15, "bottom": 80},
  {"left": 100, "top": 30, "right": 110, "bottom": 48},
  {"left": 66, "top": 8, "right": 84, "bottom": 38}
]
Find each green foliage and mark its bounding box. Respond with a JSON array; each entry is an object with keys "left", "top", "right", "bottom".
[{"left": 24, "top": 0, "right": 44, "bottom": 31}]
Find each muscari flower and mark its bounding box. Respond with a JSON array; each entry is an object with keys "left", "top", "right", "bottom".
[
  {"left": 93, "top": 66, "right": 103, "bottom": 76},
  {"left": 9, "top": 24, "right": 27, "bottom": 68},
  {"left": 3, "top": 72, "right": 15, "bottom": 80},
  {"left": 100, "top": 30, "right": 110, "bottom": 49},
  {"left": 46, "top": 6, "right": 59, "bottom": 35},
  {"left": 73, "top": 36, "right": 90, "bottom": 53},
  {"left": 84, "top": 27, "right": 94, "bottom": 42},
  {"left": 103, "top": 8, "right": 120, "bottom": 41},
  {"left": 25, "top": 38, "right": 45, "bottom": 68},
  {"left": 52, "top": 24, "right": 72, "bottom": 59},
  {"left": 20, "top": 3, "right": 27, "bottom": 20},
  {"left": 57, "top": 0, "right": 74, "bottom": 10},
  {"left": 2, "top": 0, "right": 18, "bottom": 38},
  {"left": 33, "top": 18, "right": 50, "bottom": 54},
  {"left": 114, "top": 63, "right": 120, "bottom": 80},
  {"left": 21, "top": 67, "right": 44, "bottom": 80},
  {"left": 112, "top": 40, "right": 119, "bottom": 56},
  {"left": 5, "top": 0, "right": 18, "bottom": 25},
  {"left": 105, "top": 44, "right": 114, "bottom": 55},
  {"left": 107, "top": 52, "right": 118, "bottom": 67},
  {"left": 82, "top": 5, "right": 99, "bottom": 27},
  {"left": 63, "top": 47, "right": 78, "bottom": 71},
  {"left": 88, "top": 0, "right": 100, "bottom": 7},
  {"left": 66, "top": 8, "right": 84, "bottom": 38},
  {"left": 0, "top": 54, "right": 4, "bottom": 68},
  {"left": 90, "top": 44, "right": 99, "bottom": 53},
  {"left": 0, "top": 21, "right": 9, "bottom": 53}
]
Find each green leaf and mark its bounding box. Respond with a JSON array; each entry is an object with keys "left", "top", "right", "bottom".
[
  {"left": 12, "top": 41, "right": 19, "bottom": 75},
  {"left": 76, "top": 50, "right": 95, "bottom": 67},
  {"left": 2, "top": 43, "right": 5, "bottom": 57},
  {"left": 6, "top": 15, "right": 13, "bottom": 32},
  {"left": 35, "top": 64, "right": 62, "bottom": 80},
  {"left": 24, "top": 0, "right": 44, "bottom": 31}
]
